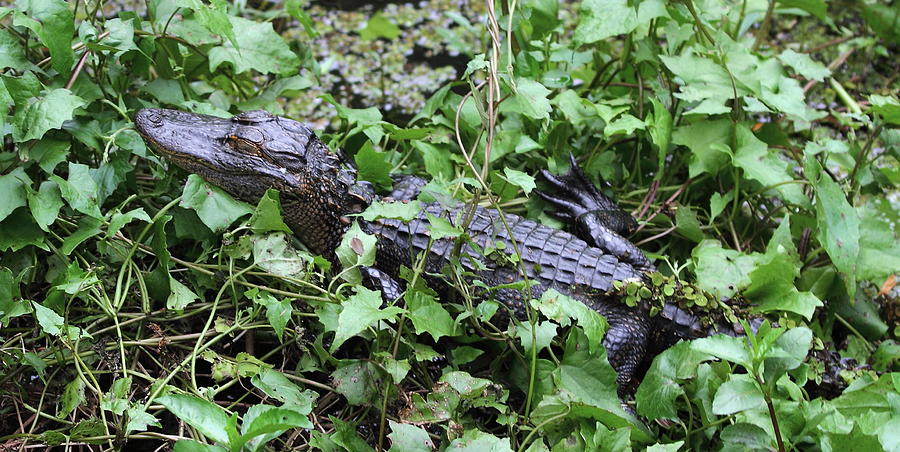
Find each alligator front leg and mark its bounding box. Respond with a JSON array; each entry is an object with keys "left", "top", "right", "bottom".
[
  {"left": 587, "top": 299, "right": 653, "bottom": 397},
  {"left": 538, "top": 154, "right": 654, "bottom": 272}
]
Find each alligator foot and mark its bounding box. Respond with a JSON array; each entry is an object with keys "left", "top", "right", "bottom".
[{"left": 538, "top": 154, "right": 653, "bottom": 271}]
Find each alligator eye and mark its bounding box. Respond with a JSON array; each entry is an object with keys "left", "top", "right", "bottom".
[{"left": 226, "top": 135, "right": 273, "bottom": 162}]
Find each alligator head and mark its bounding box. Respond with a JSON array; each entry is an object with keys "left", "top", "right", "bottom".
[{"left": 134, "top": 108, "right": 374, "bottom": 259}]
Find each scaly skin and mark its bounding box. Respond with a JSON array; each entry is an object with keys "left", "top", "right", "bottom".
[{"left": 134, "top": 108, "right": 737, "bottom": 394}]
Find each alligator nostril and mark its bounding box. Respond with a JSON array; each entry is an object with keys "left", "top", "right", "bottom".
[{"left": 147, "top": 112, "right": 163, "bottom": 125}]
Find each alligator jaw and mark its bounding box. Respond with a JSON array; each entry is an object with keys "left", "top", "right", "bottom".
[
  {"left": 134, "top": 108, "right": 367, "bottom": 258},
  {"left": 134, "top": 108, "right": 305, "bottom": 201}
]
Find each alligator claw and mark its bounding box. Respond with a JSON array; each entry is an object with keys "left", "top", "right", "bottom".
[
  {"left": 537, "top": 154, "right": 637, "bottom": 236},
  {"left": 537, "top": 154, "right": 652, "bottom": 271}
]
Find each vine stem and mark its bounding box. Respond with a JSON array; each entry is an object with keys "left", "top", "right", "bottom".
[
  {"left": 756, "top": 375, "right": 786, "bottom": 452},
  {"left": 753, "top": 0, "right": 777, "bottom": 51}
]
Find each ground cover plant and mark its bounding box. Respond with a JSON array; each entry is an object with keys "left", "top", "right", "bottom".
[{"left": 0, "top": 0, "right": 898, "bottom": 450}]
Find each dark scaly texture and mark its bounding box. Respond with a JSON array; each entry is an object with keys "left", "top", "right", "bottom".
[{"left": 135, "top": 108, "right": 734, "bottom": 394}]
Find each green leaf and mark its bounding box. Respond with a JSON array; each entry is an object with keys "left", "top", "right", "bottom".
[
  {"left": 709, "top": 190, "right": 734, "bottom": 223},
  {"left": 107, "top": 208, "right": 152, "bottom": 238},
  {"left": 19, "top": 0, "right": 74, "bottom": 74},
  {"left": 405, "top": 291, "right": 457, "bottom": 341},
  {"left": 237, "top": 74, "right": 315, "bottom": 111},
  {"left": 425, "top": 213, "right": 463, "bottom": 241},
  {"left": 157, "top": 394, "right": 231, "bottom": 446},
  {"left": 100, "top": 377, "right": 131, "bottom": 415},
  {"left": 555, "top": 330, "right": 629, "bottom": 420},
  {"left": 249, "top": 290, "right": 293, "bottom": 342},
  {"left": 553, "top": 90, "right": 597, "bottom": 126},
  {"left": 574, "top": 0, "right": 638, "bottom": 44},
  {"left": 359, "top": 13, "right": 401, "bottom": 40},
  {"left": 0, "top": 29, "right": 28, "bottom": 70},
  {"left": 354, "top": 143, "right": 394, "bottom": 191},
  {"left": 177, "top": 0, "right": 237, "bottom": 50},
  {"left": 413, "top": 141, "right": 454, "bottom": 180},
  {"left": 449, "top": 346, "right": 484, "bottom": 366},
  {"left": 32, "top": 301, "right": 64, "bottom": 336},
  {"left": 762, "top": 327, "right": 812, "bottom": 385},
  {"left": 99, "top": 18, "right": 139, "bottom": 54},
  {"left": 514, "top": 320, "right": 557, "bottom": 354},
  {"left": 869, "top": 95, "right": 900, "bottom": 125},
  {"left": 70, "top": 418, "right": 106, "bottom": 440},
  {"left": 604, "top": 114, "right": 645, "bottom": 136},
  {"left": 0, "top": 268, "right": 28, "bottom": 326},
  {"left": 249, "top": 190, "right": 291, "bottom": 234},
  {"left": 661, "top": 54, "right": 743, "bottom": 116},
  {"left": 733, "top": 124, "right": 809, "bottom": 207},
  {"left": 0, "top": 208, "right": 47, "bottom": 252},
  {"left": 806, "top": 157, "right": 860, "bottom": 297},
  {"left": 167, "top": 277, "right": 199, "bottom": 311},
  {"left": 720, "top": 423, "right": 773, "bottom": 450},
  {"left": 387, "top": 421, "right": 434, "bottom": 452},
  {"left": 509, "top": 78, "right": 551, "bottom": 120},
  {"left": 13, "top": 89, "right": 87, "bottom": 142},
  {"left": 361, "top": 200, "right": 422, "bottom": 222},
  {"left": 446, "top": 430, "right": 514, "bottom": 452},
  {"left": 284, "top": 0, "right": 318, "bottom": 38},
  {"left": 336, "top": 222, "right": 378, "bottom": 283},
  {"left": 711, "top": 374, "right": 765, "bottom": 415},
  {"left": 60, "top": 217, "right": 102, "bottom": 255},
  {"left": 29, "top": 138, "right": 70, "bottom": 173},
  {"left": 237, "top": 405, "right": 312, "bottom": 451},
  {"left": 636, "top": 340, "right": 713, "bottom": 419},
  {"left": 332, "top": 287, "right": 404, "bottom": 351},
  {"left": 501, "top": 168, "right": 536, "bottom": 195},
  {"left": 647, "top": 97, "right": 673, "bottom": 174},
  {"left": 180, "top": 174, "right": 252, "bottom": 233},
  {"left": 208, "top": 16, "right": 299, "bottom": 75},
  {"left": 0, "top": 167, "right": 29, "bottom": 222},
  {"left": 252, "top": 233, "right": 309, "bottom": 278},
  {"left": 58, "top": 376, "right": 86, "bottom": 418},
  {"left": 675, "top": 205, "right": 705, "bottom": 242},
  {"left": 172, "top": 440, "right": 227, "bottom": 452},
  {"left": 250, "top": 368, "right": 316, "bottom": 413},
  {"left": 125, "top": 406, "right": 160, "bottom": 433},
  {"left": 746, "top": 254, "right": 822, "bottom": 319},
  {"left": 692, "top": 240, "right": 760, "bottom": 298},
  {"left": 331, "top": 360, "right": 381, "bottom": 405},
  {"left": 692, "top": 334, "right": 752, "bottom": 369},
  {"left": 645, "top": 442, "right": 685, "bottom": 452},
  {"left": 778, "top": 49, "right": 830, "bottom": 82},
  {"left": 27, "top": 181, "right": 63, "bottom": 231},
  {"left": 51, "top": 163, "right": 102, "bottom": 219},
  {"left": 672, "top": 119, "right": 732, "bottom": 178},
  {"left": 856, "top": 198, "right": 900, "bottom": 281},
  {"left": 533, "top": 289, "right": 607, "bottom": 353},
  {"left": 779, "top": 0, "right": 827, "bottom": 20}
]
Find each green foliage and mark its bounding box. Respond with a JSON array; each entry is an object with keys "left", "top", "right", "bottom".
[{"left": 0, "top": 0, "right": 897, "bottom": 450}]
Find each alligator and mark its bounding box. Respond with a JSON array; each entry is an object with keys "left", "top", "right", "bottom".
[{"left": 134, "top": 108, "right": 745, "bottom": 395}]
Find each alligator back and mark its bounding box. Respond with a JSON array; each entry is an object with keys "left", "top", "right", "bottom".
[{"left": 365, "top": 202, "right": 646, "bottom": 317}]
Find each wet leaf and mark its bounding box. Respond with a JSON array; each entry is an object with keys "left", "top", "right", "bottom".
[
  {"left": 0, "top": 167, "right": 30, "bottom": 222},
  {"left": 13, "top": 89, "right": 86, "bottom": 142},
  {"left": 405, "top": 290, "right": 457, "bottom": 341},
  {"left": 331, "top": 287, "right": 404, "bottom": 351},
  {"left": 180, "top": 174, "right": 252, "bottom": 233},
  {"left": 387, "top": 421, "right": 434, "bottom": 452},
  {"left": 574, "top": 0, "right": 637, "bottom": 44},
  {"left": 712, "top": 374, "right": 765, "bottom": 415},
  {"left": 208, "top": 16, "right": 299, "bottom": 75},
  {"left": 157, "top": 394, "right": 231, "bottom": 445},
  {"left": 51, "top": 163, "right": 102, "bottom": 219}
]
